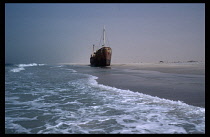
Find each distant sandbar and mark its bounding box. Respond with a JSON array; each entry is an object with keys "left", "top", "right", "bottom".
[{"left": 111, "top": 62, "right": 205, "bottom": 75}]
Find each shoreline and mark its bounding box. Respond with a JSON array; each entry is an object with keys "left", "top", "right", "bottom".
[
  {"left": 61, "top": 62, "right": 205, "bottom": 75},
  {"left": 62, "top": 62, "right": 205, "bottom": 108},
  {"left": 94, "top": 63, "right": 205, "bottom": 108}
]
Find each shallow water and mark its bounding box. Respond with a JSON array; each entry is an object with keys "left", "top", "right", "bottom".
[{"left": 5, "top": 64, "right": 205, "bottom": 134}]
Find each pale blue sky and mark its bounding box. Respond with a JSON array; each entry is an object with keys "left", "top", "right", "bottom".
[{"left": 5, "top": 3, "right": 205, "bottom": 64}]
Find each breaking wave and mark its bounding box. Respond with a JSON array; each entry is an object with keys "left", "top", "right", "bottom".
[
  {"left": 10, "top": 63, "right": 45, "bottom": 72},
  {"left": 18, "top": 63, "right": 45, "bottom": 67},
  {"left": 88, "top": 75, "right": 205, "bottom": 133},
  {"left": 5, "top": 64, "right": 205, "bottom": 133}
]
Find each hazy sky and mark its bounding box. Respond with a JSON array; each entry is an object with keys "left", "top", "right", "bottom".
[{"left": 5, "top": 3, "right": 205, "bottom": 64}]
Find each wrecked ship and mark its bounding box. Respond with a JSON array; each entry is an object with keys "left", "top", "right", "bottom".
[{"left": 90, "top": 27, "right": 112, "bottom": 66}]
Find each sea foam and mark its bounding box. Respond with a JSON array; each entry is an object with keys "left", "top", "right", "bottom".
[
  {"left": 84, "top": 75, "right": 205, "bottom": 133},
  {"left": 5, "top": 65, "right": 205, "bottom": 133},
  {"left": 10, "top": 63, "right": 45, "bottom": 72},
  {"left": 10, "top": 67, "right": 25, "bottom": 72}
]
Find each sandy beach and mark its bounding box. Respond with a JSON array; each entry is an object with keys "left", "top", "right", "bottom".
[
  {"left": 93, "top": 62, "right": 205, "bottom": 108},
  {"left": 111, "top": 62, "right": 205, "bottom": 75},
  {"left": 61, "top": 62, "right": 205, "bottom": 108},
  {"left": 6, "top": 63, "right": 205, "bottom": 133}
]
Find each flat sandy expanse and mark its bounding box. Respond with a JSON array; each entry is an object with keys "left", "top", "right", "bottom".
[
  {"left": 62, "top": 62, "right": 205, "bottom": 75},
  {"left": 62, "top": 62, "right": 205, "bottom": 108},
  {"left": 95, "top": 62, "right": 205, "bottom": 108},
  {"left": 111, "top": 62, "right": 205, "bottom": 75}
]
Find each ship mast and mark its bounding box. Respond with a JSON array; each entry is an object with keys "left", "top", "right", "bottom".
[
  {"left": 103, "top": 26, "right": 105, "bottom": 47},
  {"left": 92, "top": 44, "right": 95, "bottom": 55}
]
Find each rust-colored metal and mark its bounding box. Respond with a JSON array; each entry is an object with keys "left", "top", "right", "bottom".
[
  {"left": 90, "top": 26, "right": 112, "bottom": 67},
  {"left": 90, "top": 47, "right": 112, "bottom": 66}
]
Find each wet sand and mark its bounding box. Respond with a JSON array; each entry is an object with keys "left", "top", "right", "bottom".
[
  {"left": 62, "top": 62, "right": 205, "bottom": 108},
  {"left": 95, "top": 63, "right": 205, "bottom": 108},
  {"left": 111, "top": 62, "right": 205, "bottom": 75}
]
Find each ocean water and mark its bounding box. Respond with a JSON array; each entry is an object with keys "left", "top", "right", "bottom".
[{"left": 5, "top": 63, "right": 205, "bottom": 134}]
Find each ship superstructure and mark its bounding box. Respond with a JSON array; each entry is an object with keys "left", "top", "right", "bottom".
[{"left": 90, "top": 26, "right": 112, "bottom": 66}]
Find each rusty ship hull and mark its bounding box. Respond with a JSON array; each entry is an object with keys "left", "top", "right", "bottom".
[
  {"left": 90, "top": 26, "right": 112, "bottom": 67},
  {"left": 90, "top": 47, "right": 112, "bottom": 66}
]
